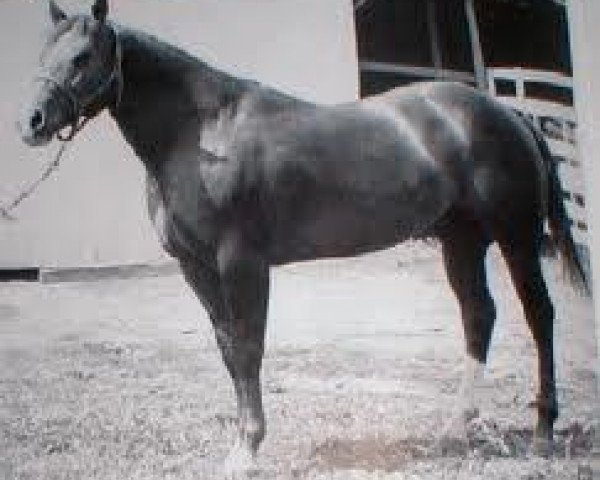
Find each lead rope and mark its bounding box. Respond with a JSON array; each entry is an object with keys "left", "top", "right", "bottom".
[{"left": 0, "top": 141, "right": 70, "bottom": 221}]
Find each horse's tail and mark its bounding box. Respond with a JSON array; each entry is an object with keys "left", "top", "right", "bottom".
[{"left": 525, "top": 118, "right": 590, "bottom": 294}]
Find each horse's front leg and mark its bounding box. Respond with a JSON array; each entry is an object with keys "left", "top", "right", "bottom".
[{"left": 180, "top": 244, "right": 269, "bottom": 475}]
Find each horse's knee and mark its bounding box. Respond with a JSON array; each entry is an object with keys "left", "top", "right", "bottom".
[{"left": 213, "top": 327, "right": 264, "bottom": 381}]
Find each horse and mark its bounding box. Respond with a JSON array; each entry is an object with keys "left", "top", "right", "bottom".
[{"left": 17, "top": 0, "right": 588, "bottom": 474}]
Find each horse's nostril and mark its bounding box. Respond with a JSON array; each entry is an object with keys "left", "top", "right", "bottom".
[{"left": 30, "top": 109, "right": 44, "bottom": 131}]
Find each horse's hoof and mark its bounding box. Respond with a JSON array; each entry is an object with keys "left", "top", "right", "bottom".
[
  {"left": 434, "top": 433, "right": 468, "bottom": 457},
  {"left": 466, "top": 416, "right": 511, "bottom": 457},
  {"left": 463, "top": 406, "right": 480, "bottom": 423},
  {"left": 437, "top": 405, "right": 480, "bottom": 446},
  {"left": 223, "top": 442, "right": 259, "bottom": 479}
]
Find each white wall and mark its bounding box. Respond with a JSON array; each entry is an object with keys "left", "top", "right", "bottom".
[
  {"left": 567, "top": 0, "right": 600, "bottom": 374},
  {"left": 0, "top": 0, "right": 358, "bottom": 268}
]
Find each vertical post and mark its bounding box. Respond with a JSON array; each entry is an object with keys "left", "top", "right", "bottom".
[
  {"left": 567, "top": 0, "right": 600, "bottom": 396},
  {"left": 426, "top": 0, "right": 443, "bottom": 77},
  {"left": 464, "top": 0, "right": 487, "bottom": 90},
  {"left": 515, "top": 73, "right": 525, "bottom": 100}
]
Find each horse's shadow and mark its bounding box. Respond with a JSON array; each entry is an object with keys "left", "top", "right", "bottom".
[{"left": 308, "top": 420, "right": 597, "bottom": 472}]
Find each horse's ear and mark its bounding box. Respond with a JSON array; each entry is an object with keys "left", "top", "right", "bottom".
[
  {"left": 49, "top": 0, "right": 66, "bottom": 24},
  {"left": 91, "top": 0, "right": 108, "bottom": 23}
]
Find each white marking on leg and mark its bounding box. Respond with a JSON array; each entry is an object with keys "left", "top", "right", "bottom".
[
  {"left": 459, "top": 356, "right": 511, "bottom": 456},
  {"left": 434, "top": 355, "right": 487, "bottom": 456},
  {"left": 459, "top": 354, "right": 485, "bottom": 419},
  {"left": 224, "top": 440, "right": 257, "bottom": 479}
]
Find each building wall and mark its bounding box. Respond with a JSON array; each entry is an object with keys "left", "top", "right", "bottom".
[
  {"left": 0, "top": 0, "right": 359, "bottom": 268},
  {"left": 567, "top": 0, "right": 600, "bottom": 373}
]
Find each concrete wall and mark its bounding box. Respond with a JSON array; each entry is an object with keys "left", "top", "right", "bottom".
[
  {"left": 567, "top": 0, "right": 600, "bottom": 373},
  {"left": 0, "top": 0, "right": 358, "bottom": 268}
]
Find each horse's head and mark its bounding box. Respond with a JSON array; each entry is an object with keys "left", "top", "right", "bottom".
[{"left": 18, "top": 0, "right": 120, "bottom": 146}]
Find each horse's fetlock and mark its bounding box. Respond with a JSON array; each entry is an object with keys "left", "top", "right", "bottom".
[
  {"left": 244, "top": 417, "right": 265, "bottom": 449},
  {"left": 536, "top": 392, "right": 559, "bottom": 424}
]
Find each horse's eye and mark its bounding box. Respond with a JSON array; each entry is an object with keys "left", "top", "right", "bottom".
[{"left": 73, "top": 51, "right": 91, "bottom": 68}]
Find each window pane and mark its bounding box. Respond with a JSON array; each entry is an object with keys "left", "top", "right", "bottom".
[{"left": 356, "top": 0, "right": 431, "bottom": 67}]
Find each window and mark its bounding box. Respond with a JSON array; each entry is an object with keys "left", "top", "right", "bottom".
[{"left": 354, "top": 0, "right": 572, "bottom": 97}]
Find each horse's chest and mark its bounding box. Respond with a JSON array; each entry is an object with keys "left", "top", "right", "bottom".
[{"left": 147, "top": 192, "right": 171, "bottom": 251}]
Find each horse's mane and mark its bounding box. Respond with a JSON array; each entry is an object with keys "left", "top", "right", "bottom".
[
  {"left": 115, "top": 25, "right": 255, "bottom": 100},
  {"left": 117, "top": 27, "right": 200, "bottom": 70}
]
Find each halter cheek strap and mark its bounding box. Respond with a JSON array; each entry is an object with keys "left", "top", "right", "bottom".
[{"left": 35, "top": 27, "right": 122, "bottom": 143}]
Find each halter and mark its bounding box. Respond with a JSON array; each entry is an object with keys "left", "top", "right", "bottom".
[
  {"left": 1, "top": 26, "right": 123, "bottom": 221},
  {"left": 35, "top": 27, "right": 123, "bottom": 142}
]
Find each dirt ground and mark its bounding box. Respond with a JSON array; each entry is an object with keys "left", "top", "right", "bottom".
[{"left": 0, "top": 243, "right": 598, "bottom": 479}]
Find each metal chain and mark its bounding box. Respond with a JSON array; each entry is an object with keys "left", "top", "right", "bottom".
[{"left": 0, "top": 142, "right": 70, "bottom": 221}]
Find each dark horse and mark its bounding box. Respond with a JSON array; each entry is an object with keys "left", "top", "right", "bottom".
[{"left": 18, "top": 0, "right": 587, "bottom": 473}]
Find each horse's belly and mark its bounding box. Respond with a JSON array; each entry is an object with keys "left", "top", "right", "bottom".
[
  {"left": 267, "top": 171, "right": 454, "bottom": 264},
  {"left": 282, "top": 209, "right": 416, "bottom": 260}
]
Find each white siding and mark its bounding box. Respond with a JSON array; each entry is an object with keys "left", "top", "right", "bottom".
[{"left": 567, "top": 0, "right": 600, "bottom": 374}]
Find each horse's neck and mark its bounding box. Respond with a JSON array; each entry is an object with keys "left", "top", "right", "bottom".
[{"left": 110, "top": 29, "right": 251, "bottom": 170}]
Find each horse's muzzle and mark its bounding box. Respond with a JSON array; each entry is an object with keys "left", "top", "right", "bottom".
[{"left": 17, "top": 107, "right": 53, "bottom": 147}]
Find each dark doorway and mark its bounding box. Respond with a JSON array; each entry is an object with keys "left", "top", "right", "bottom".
[{"left": 0, "top": 268, "right": 39, "bottom": 282}]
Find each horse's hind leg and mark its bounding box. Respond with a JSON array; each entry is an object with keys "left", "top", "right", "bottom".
[
  {"left": 497, "top": 225, "right": 557, "bottom": 454},
  {"left": 439, "top": 217, "right": 496, "bottom": 423}
]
